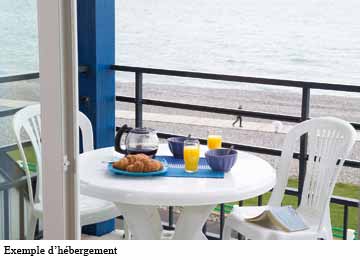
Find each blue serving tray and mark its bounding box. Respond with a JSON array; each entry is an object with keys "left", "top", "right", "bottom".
[
  {"left": 107, "top": 162, "right": 168, "bottom": 177},
  {"left": 156, "top": 156, "right": 225, "bottom": 178}
]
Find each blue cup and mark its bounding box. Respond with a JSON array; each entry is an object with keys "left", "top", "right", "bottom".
[
  {"left": 167, "top": 137, "right": 187, "bottom": 159},
  {"left": 205, "top": 148, "right": 238, "bottom": 172}
]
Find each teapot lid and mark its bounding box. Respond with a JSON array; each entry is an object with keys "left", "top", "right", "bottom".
[{"left": 131, "top": 127, "right": 155, "bottom": 134}]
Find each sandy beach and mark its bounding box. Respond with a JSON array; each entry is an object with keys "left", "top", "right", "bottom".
[{"left": 0, "top": 79, "right": 359, "bottom": 184}]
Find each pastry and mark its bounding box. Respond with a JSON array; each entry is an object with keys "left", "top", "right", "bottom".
[
  {"left": 112, "top": 154, "right": 163, "bottom": 173},
  {"left": 135, "top": 153, "right": 149, "bottom": 161},
  {"left": 113, "top": 157, "right": 129, "bottom": 170},
  {"left": 133, "top": 161, "right": 145, "bottom": 172},
  {"left": 126, "top": 164, "right": 136, "bottom": 172},
  {"left": 126, "top": 154, "right": 137, "bottom": 164},
  {"left": 153, "top": 160, "right": 163, "bottom": 171},
  {"left": 143, "top": 159, "right": 162, "bottom": 172}
]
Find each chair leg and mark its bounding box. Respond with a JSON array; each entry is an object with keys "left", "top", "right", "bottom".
[
  {"left": 123, "top": 220, "right": 131, "bottom": 240},
  {"left": 27, "top": 215, "right": 37, "bottom": 240},
  {"left": 322, "top": 208, "right": 333, "bottom": 240}
]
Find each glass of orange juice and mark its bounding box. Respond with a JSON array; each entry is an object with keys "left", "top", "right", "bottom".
[
  {"left": 183, "top": 139, "right": 200, "bottom": 173},
  {"left": 207, "top": 129, "right": 222, "bottom": 150}
]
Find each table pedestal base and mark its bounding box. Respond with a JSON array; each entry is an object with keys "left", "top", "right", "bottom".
[
  {"left": 173, "top": 205, "right": 215, "bottom": 240},
  {"left": 115, "top": 203, "right": 216, "bottom": 240},
  {"left": 115, "top": 203, "right": 162, "bottom": 240}
]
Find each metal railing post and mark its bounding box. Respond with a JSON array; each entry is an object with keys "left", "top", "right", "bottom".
[
  {"left": 168, "top": 206, "right": 174, "bottom": 229},
  {"left": 219, "top": 203, "right": 225, "bottom": 239},
  {"left": 343, "top": 205, "right": 348, "bottom": 240},
  {"left": 135, "top": 72, "right": 143, "bottom": 128},
  {"left": 4, "top": 190, "right": 9, "bottom": 240},
  {"left": 298, "top": 88, "right": 310, "bottom": 204},
  {"left": 19, "top": 193, "right": 25, "bottom": 239}
]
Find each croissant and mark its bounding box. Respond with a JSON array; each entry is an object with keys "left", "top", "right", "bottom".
[
  {"left": 135, "top": 153, "right": 150, "bottom": 162},
  {"left": 153, "top": 160, "right": 163, "bottom": 171},
  {"left": 134, "top": 161, "right": 145, "bottom": 172},
  {"left": 112, "top": 154, "right": 163, "bottom": 173},
  {"left": 126, "top": 164, "right": 136, "bottom": 172},
  {"left": 126, "top": 155, "right": 137, "bottom": 164},
  {"left": 113, "top": 157, "right": 129, "bottom": 170},
  {"left": 143, "top": 159, "right": 162, "bottom": 172}
]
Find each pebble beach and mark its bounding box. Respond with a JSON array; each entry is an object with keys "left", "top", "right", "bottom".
[
  {"left": 116, "top": 82, "right": 360, "bottom": 185},
  {"left": 0, "top": 79, "right": 359, "bottom": 184}
]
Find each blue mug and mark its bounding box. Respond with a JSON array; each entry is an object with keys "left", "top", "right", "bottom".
[{"left": 167, "top": 137, "right": 187, "bottom": 159}]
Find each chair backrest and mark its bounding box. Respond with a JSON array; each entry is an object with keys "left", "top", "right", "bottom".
[
  {"left": 13, "top": 104, "right": 94, "bottom": 207},
  {"left": 13, "top": 105, "right": 42, "bottom": 207},
  {"left": 78, "top": 111, "right": 94, "bottom": 152},
  {"left": 268, "top": 117, "right": 356, "bottom": 229}
]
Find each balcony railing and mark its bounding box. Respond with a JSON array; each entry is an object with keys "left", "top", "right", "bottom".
[
  {"left": 111, "top": 65, "right": 360, "bottom": 240},
  {"left": 1, "top": 67, "right": 359, "bottom": 240}
]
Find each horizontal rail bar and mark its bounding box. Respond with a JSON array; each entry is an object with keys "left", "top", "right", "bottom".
[
  {"left": 155, "top": 132, "right": 360, "bottom": 168},
  {"left": 112, "top": 65, "right": 360, "bottom": 93},
  {"left": 117, "top": 95, "right": 360, "bottom": 130},
  {"left": 116, "top": 96, "right": 301, "bottom": 123},
  {"left": 0, "top": 67, "right": 88, "bottom": 84},
  {"left": 78, "top": 65, "right": 89, "bottom": 74},
  {"left": 285, "top": 187, "right": 359, "bottom": 207},
  {"left": 156, "top": 131, "right": 283, "bottom": 156},
  {"left": 0, "top": 170, "right": 31, "bottom": 192},
  {"left": 351, "top": 122, "right": 360, "bottom": 130},
  {"left": 0, "top": 107, "right": 23, "bottom": 118},
  {"left": 0, "top": 73, "right": 39, "bottom": 83}
]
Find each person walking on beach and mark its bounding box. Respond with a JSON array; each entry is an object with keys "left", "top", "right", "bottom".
[{"left": 232, "top": 105, "right": 243, "bottom": 127}]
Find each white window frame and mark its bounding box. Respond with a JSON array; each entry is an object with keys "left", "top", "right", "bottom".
[{"left": 37, "top": 0, "right": 80, "bottom": 239}]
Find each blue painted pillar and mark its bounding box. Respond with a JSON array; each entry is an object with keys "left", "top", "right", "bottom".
[
  {"left": 77, "top": 0, "right": 115, "bottom": 149},
  {"left": 77, "top": 0, "right": 116, "bottom": 236}
]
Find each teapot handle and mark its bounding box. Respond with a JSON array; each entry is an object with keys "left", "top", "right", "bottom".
[{"left": 114, "top": 124, "right": 132, "bottom": 154}]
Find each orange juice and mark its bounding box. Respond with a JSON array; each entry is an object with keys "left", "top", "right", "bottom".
[
  {"left": 183, "top": 145, "right": 200, "bottom": 172},
  {"left": 207, "top": 135, "right": 222, "bottom": 150}
]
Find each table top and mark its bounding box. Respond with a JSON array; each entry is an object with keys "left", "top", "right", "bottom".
[{"left": 80, "top": 144, "right": 276, "bottom": 206}]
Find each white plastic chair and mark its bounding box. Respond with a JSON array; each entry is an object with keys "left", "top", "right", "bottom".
[
  {"left": 223, "top": 117, "right": 356, "bottom": 240},
  {"left": 13, "top": 104, "right": 122, "bottom": 239}
]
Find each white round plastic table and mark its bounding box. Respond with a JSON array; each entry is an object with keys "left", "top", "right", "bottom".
[{"left": 80, "top": 144, "right": 276, "bottom": 240}]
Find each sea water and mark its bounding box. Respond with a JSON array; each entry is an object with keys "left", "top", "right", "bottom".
[{"left": 0, "top": 0, "right": 359, "bottom": 92}]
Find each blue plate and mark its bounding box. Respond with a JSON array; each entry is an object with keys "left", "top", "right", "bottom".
[{"left": 107, "top": 162, "right": 168, "bottom": 177}]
